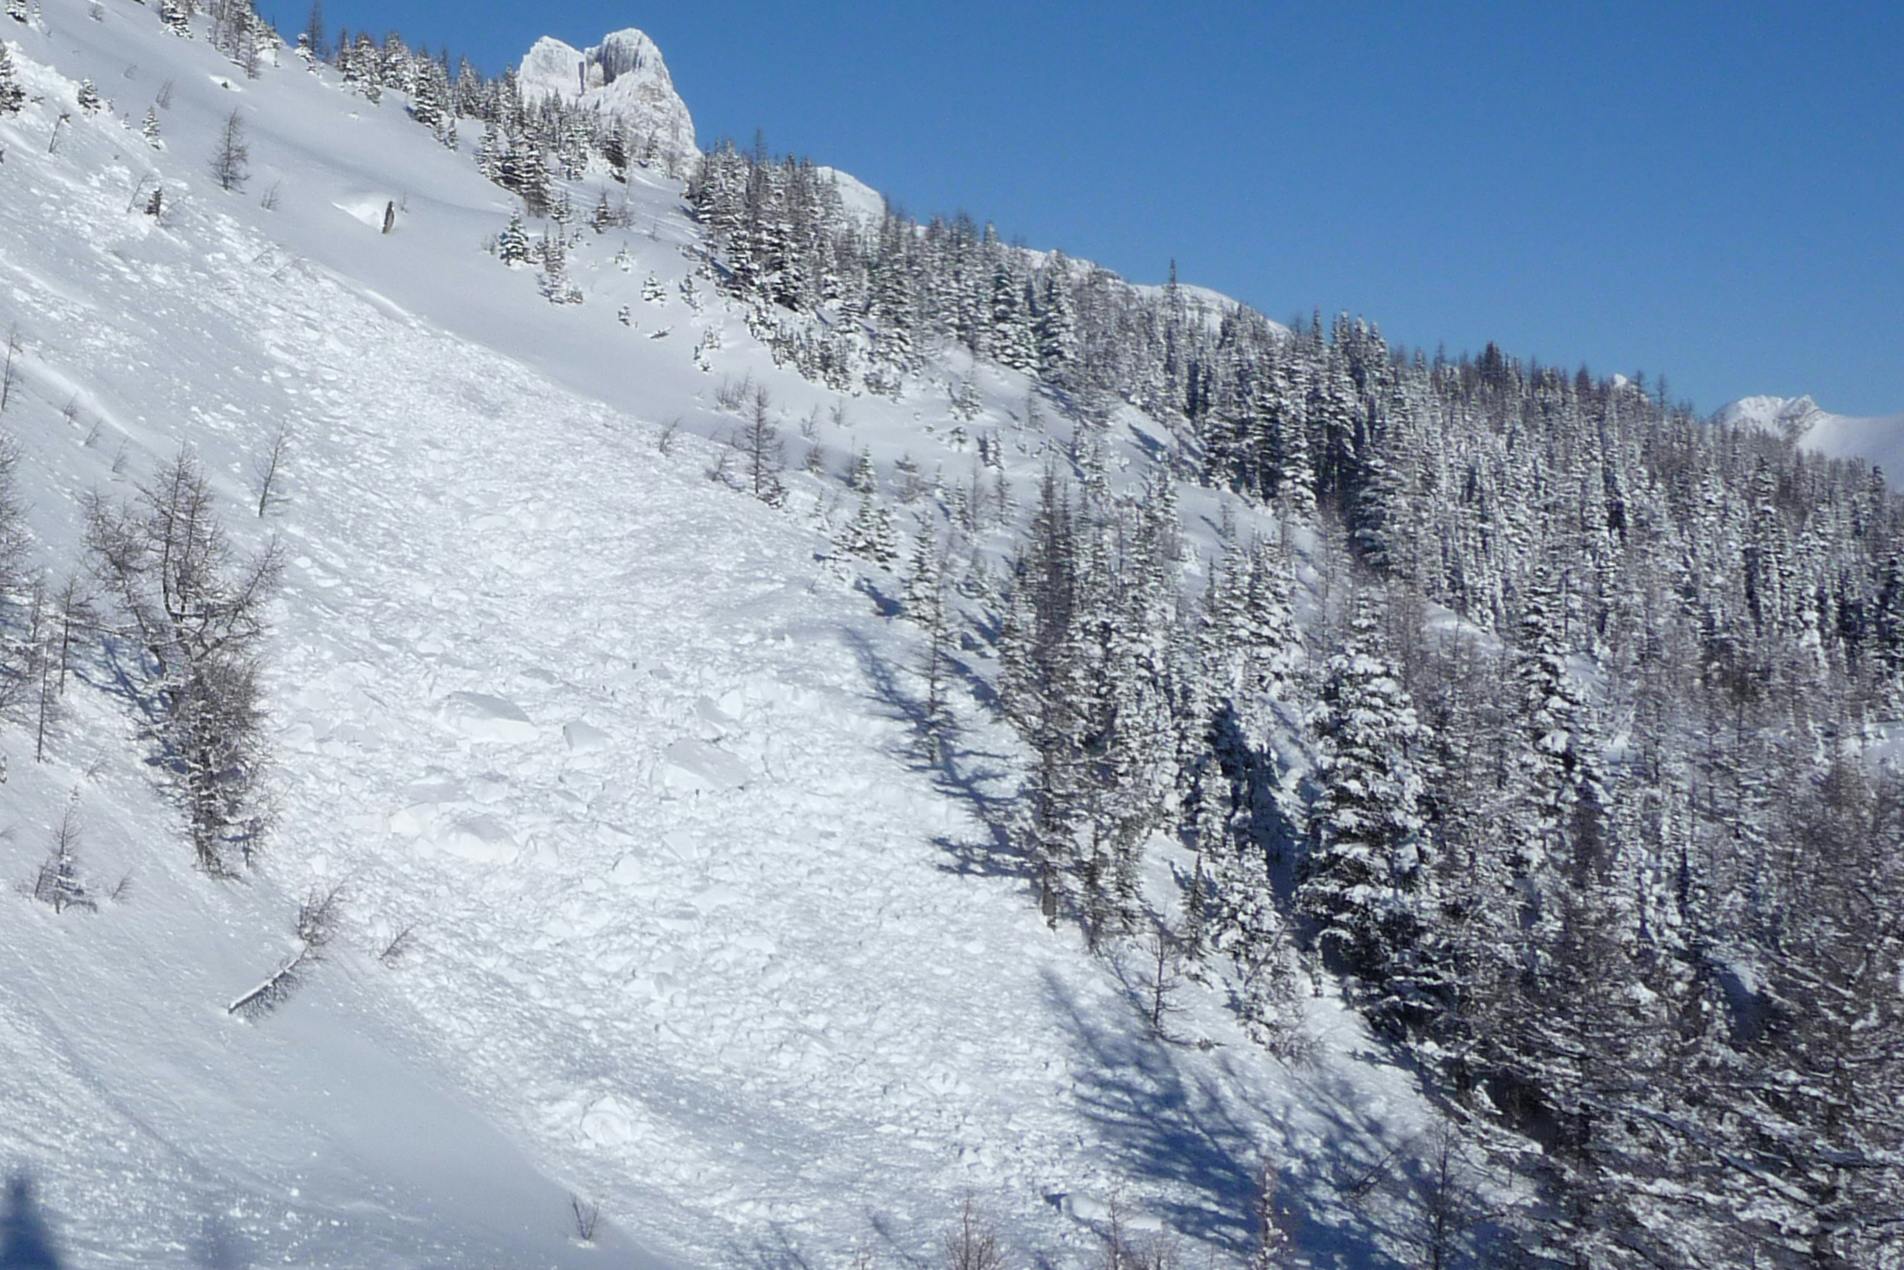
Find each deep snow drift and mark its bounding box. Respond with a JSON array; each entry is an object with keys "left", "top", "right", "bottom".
[{"left": 0, "top": 5, "right": 1446, "bottom": 1266}]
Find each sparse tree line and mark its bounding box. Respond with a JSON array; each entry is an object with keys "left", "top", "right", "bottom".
[
  {"left": 286, "top": 0, "right": 689, "bottom": 203},
  {"left": 1, "top": 360, "right": 327, "bottom": 1011},
  {"left": 2, "top": 438, "right": 280, "bottom": 876},
  {"left": 4, "top": 401, "right": 379, "bottom": 1021},
  {"left": 123, "top": 0, "right": 683, "bottom": 233}
]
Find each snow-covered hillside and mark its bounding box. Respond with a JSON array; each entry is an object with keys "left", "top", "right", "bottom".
[
  {"left": 1716, "top": 393, "right": 1904, "bottom": 475},
  {"left": 0, "top": 6, "right": 1443, "bottom": 1267}
]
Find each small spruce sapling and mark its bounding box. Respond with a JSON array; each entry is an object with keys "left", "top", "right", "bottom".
[
  {"left": 252, "top": 424, "right": 291, "bottom": 517},
  {"left": 1143, "top": 921, "right": 1186, "bottom": 1039},
  {"left": 497, "top": 211, "right": 531, "bottom": 267},
  {"left": 726, "top": 384, "right": 785, "bottom": 505},
  {"left": 33, "top": 793, "right": 95, "bottom": 914},
  {"left": 0, "top": 326, "right": 20, "bottom": 413},
  {"left": 568, "top": 1195, "right": 600, "bottom": 1244},
  {"left": 940, "top": 1198, "right": 1005, "bottom": 1270},
  {"left": 210, "top": 107, "right": 249, "bottom": 191},
  {"left": 0, "top": 44, "right": 25, "bottom": 113},
  {"left": 376, "top": 921, "right": 417, "bottom": 966}
]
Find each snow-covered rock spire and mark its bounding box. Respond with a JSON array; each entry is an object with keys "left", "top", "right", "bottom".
[{"left": 518, "top": 28, "right": 698, "bottom": 173}]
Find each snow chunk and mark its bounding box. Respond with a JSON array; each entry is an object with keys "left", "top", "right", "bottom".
[
  {"left": 435, "top": 813, "right": 519, "bottom": 864},
  {"left": 579, "top": 1094, "right": 640, "bottom": 1147},
  {"left": 331, "top": 193, "right": 397, "bottom": 231},
  {"left": 438, "top": 691, "right": 537, "bottom": 743},
  {"left": 689, "top": 884, "right": 741, "bottom": 914},
  {"left": 1060, "top": 1193, "right": 1165, "bottom": 1233},
  {"left": 658, "top": 737, "right": 752, "bottom": 793},
  {"left": 563, "top": 720, "right": 610, "bottom": 753},
  {"left": 691, "top": 695, "right": 739, "bottom": 739}
]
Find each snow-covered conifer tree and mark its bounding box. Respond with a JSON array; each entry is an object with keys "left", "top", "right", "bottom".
[
  {"left": 0, "top": 43, "right": 24, "bottom": 114},
  {"left": 1297, "top": 593, "right": 1432, "bottom": 995},
  {"left": 837, "top": 496, "right": 898, "bottom": 568},
  {"left": 210, "top": 108, "right": 250, "bottom": 191},
  {"left": 901, "top": 526, "right": 942, "bottom": 621},
  {"left": 847, "top": 448, "right": 877, "bottom": 495},
  {"left": 33, "top": 792, "right": 93, "bottom": 913},
  {"left": 496, "top": 211, "right": 530, "bottom": 267}
]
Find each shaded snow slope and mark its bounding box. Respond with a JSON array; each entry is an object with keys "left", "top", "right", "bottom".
[
  {"left": 1717, "top": 394, "right": 1904, "bottom": 475},
  {"left": 0, "top": 6, "right": 1443, "bottom": 1265},
  {"left": 519, "top": 29, "right": 698, "bottom": 173}
]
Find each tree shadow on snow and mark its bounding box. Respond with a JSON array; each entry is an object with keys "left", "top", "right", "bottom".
[
  {"left": 862, "top": 1211, "right": 930, "bottom": 1269},
  {"left": 191, "top": 1213, "right": 248, "bottom": 1270},
  {"left": 842, "top": 629, "right": 1030, "bottom": 883},
  {"left": 853, "top": 576, "right": 904, "bottom": 621},
  {"left": 1037, "top": 970, "right": 1262, "bottom": 1252},
  {"left": 726, "top": 1223, "right": 814, "bottom": 1270},
  {"left": 89, "top": 638, "right": 181, "bottom": 784},
  {"left": 1038, "top": 973, "right": 1421, "bottom": 1267},
  {"left": 0, "top": 1175, "right": 61, "bottom": 1270}
]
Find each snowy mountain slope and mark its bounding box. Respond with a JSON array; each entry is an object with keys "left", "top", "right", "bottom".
[
  {"left": 1129, "top": 281, "right": 1288, "bottom": 337},
  {"left": 519, "top": 29, "right": 697, "bottom": 174},
  {"left": 0, "top": 6, "right": 1450, "bottom": 1267},
  {"left": 1716, "top": 393, "right": 1904, "bottom": 475},
  {"left": 814, "top": 163, "right": 885, "bottom": 224}
]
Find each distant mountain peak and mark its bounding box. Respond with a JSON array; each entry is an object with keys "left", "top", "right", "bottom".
[
  {"left": 1716, "top": 394, "right": 1904, "bottom": 474},
  {"left": 1715, "top": 394, "right": 1827, "bottom": 442},
  {"left": 519, "top": 28, "right": 697, "bottom": 172}
]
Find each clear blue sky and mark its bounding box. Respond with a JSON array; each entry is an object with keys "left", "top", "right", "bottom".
[{"left": 270, "top": 1, "right": 1903, "bottom": 416}]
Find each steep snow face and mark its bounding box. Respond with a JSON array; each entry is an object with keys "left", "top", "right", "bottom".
[
  {"left": 1717, "top": 394, "right": 1904, "bottom": 474},
  {"left": 519, "top": 29, "right": 697, "bottom": 171}
]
